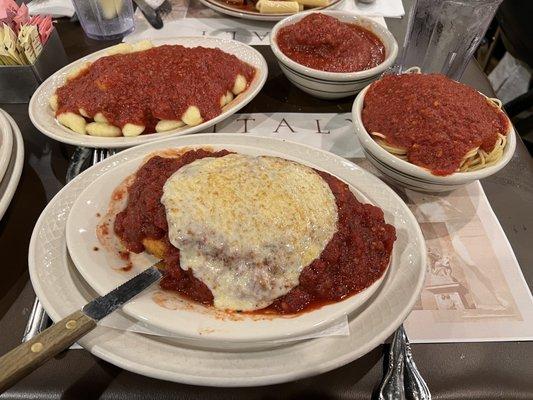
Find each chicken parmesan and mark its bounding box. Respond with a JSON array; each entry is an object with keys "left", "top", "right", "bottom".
[
  {"left": 110, "top": 149, "right": 396, "bottom": 314},
  {"left": 362, "top": 73, "right": 511, "bottom": 176},
  {"left": 49, "top": 41, "right": 256, "bottom": 137}
]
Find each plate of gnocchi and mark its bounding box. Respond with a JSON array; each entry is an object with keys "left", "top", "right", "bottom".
[
  {"left": 29, "top": 37, "right": 268, "bottom": 148},
  {"left": 198, "top": 0, "right": 344, "bottom": 21}
]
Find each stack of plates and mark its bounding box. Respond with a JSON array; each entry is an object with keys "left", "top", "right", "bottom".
[
  {"left": 0, "top": 110, "right": 24, "bottom": 221},
  {"left": 29, "top": 134, "right": 426, "bottom": 386}
]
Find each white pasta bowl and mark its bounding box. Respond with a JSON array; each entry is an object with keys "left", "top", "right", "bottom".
[
  {"left": 28, "top": 37, "right": 268, "bottom": 149},
  {"left": 352, "top": 84, "right": 517, "bottom": 192},
  {"left": 270, "top": 10, "right": 398, "bottom": 99}
]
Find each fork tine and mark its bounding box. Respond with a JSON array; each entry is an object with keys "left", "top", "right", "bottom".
[
  {"left": 92, "top": 148, "right": 99, "bottom": 165},
  {"left": 93, "top": 148, "right": 106, "bottom": 164},
  {"left": 93, "top": 148, "right": 116, "bottom": 165}
]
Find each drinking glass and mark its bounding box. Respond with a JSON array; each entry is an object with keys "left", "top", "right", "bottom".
[
  {"left": 396, "top": 0, "right": 503, "bottom": 80},
  {"left": 72, "top": 0, "right": 135, "bottom": 41}
]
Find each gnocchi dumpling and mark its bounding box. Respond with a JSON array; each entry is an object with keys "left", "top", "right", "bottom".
[
  {"left": 67, "top": 62, "right": 91, "bottom": 81},
  {"left": 220, "top": 91, "right": 234, "bottom": 107},
  {"left": 86, "top": 122, "right": 122, "bottom": 137},
  {"left": 182, "top": 106, "right": 203, "bottom": 126},
  {"left": 106, "top": 43, "right": 132, "bottom": 56},
  {"left": 294, "top": 0, "right": 329, "bottom": 6},
  {"left": 155, "top": 120, "right": 185, "bottom": 132},
  {"left": 256, "top": 0, "right": 299, "bottom": 13},
  {"left": 132, "top": 40, "right": 154, "bottom": 52},
  {"left": 57, "top": 112, "right": 87, "bottom": 135},
  {"left": 232, "top": 74, "right": 247, "bottom": 95},
  {"left": 49, "top": 94, "right": 58, "bottom": 111},
  {"left": 225, "top": 91, "right": 234, "bottom": 105},
  {"left": 94, "top": 112, "right": 108, "bottom": 123},
  {"left": 122, "top": 123, "right": 145, "bottom": 137}
]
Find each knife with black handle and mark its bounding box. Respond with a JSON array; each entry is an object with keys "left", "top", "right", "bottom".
[{"left": 0, "top": 264, "right": 163, "bottom": 393}]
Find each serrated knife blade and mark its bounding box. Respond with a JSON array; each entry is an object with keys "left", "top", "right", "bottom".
[{"left": 83, "top": 263, "right": 163, "bottom": 320}]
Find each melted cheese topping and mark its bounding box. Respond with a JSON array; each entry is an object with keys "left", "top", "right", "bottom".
[{"left": 161, "top": 154, "right": 338, "bottom": 311}]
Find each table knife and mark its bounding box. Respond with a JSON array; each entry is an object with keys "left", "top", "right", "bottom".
[{"left": 0, "top": 263, "right": 163, "bottom": 393}]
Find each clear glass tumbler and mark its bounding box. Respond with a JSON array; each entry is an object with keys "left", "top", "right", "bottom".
[
  {"left": 72, "top": 0, "right": 135, "bottom": 41},
  {"left": 397, "top": 0, "right": 503, "bottom": 80}
]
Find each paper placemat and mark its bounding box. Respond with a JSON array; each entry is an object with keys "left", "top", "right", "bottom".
[
  {"left": 126, "top": 0, "right": 401, "bottom": 45},
  {"left": 195, "top": 111, "right": 533, "bottom": 343}
]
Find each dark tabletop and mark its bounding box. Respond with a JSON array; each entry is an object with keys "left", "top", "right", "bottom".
[{"left": 1, "top": 6, "right": 533, "bottom": 400}]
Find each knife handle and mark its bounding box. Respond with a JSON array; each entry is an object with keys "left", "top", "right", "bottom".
[{"left": 0, "top": 310, "right": 96, "bottom": 393}]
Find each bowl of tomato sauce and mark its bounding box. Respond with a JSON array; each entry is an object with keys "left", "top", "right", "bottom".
[{"left": 270, "top": 11, "right": 398, "bottom": 99}]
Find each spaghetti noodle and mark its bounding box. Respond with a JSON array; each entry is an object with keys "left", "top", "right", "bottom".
[{"left": 361, "top": 73, "right": 510, "bottom": 176}]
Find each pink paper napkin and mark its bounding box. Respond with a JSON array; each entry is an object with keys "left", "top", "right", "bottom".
[
  {"left": 29, "top": 14, "right": 53, "bottom": 43},
  {"left": 0, "top": 0, "right": 18, "bottom": 25}
]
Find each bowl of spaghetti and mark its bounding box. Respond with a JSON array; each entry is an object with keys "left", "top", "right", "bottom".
[{"left": 352, "top": 72, "right": 516, "bottom": 192}]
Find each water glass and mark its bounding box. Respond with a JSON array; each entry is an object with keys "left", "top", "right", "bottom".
[
  {"left": 72, "top": 0, "right": 135, "bottom": 41},
  {"left": 397, "top": 0, "right": 503, "bottom": 80}
]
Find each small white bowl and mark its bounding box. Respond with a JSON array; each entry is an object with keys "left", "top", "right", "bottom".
[
  {"left": 270, "top": 10, "right": 398, "bottom": 99},
  {"left": 352, "top": 84, "right": 517, "bottom": 192}
]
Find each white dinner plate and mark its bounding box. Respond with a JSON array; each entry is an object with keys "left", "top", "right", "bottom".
[
  {"left": 0, "top": 110, "right": 24, "bottom": 221},
  {"left": 29, "top": 134, "right": 426, "bottom": 387},
  {"left": 28, "top": 37, "right": 268, "bottom": 149},
  {"left": 0, "top": 110, "right": 13, "bottom": 185},
  {"left": 66, "top": 140, "right": 390, "bottom": 343},
  {"left": 198, "top": 0, "right": 344, "bottom": 21}
]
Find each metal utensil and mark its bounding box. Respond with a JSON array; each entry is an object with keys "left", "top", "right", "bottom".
[
  {"left": 377, "top": 325, "right": 431, "bottom": 400},
  {"left": 133, "top": 0, "right": 164, "bottom": 29},
  {"left": 23, "top": 148, "right": 116, "bottom": 343},
  {"left": 402, "top": 326, "right": 431, "bottom": 400},
  {"left": 157, "top": 0, "right": 173, "bottom": 17},
  {"left": 1, "top": 264, "right": 163, "bottom": 393},
  {"left": 378, "top": 325, "right": 407, "bottom": 400}
]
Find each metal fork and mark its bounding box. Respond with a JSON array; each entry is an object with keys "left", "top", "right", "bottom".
[
  {"left": 377, "top": 325, "right": 431, "bottom": 400},
  {"left": 22, "top": 147, "right": 116, "bottom": 343}
]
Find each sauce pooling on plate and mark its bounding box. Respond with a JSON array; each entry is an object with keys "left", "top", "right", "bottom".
[
  {"left": 276, "top": 13, "right": 385, "bottom": 73},
  {"left": 56, "top": 45, "right": 256, "bottom": 133}
]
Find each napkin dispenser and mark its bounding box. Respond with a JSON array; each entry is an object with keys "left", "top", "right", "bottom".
[{"left": 0, "top": 29, "right": 68, "bottom": 103}]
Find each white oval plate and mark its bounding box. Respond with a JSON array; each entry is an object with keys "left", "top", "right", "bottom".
[
  {"left": 28, "top": 37, "right": 268, "bottom": 149},
  {"left": 29, "top": 134, "right": 426, "bottom": 386},
  {"left": 198, "top": 0, "right": 344, "bottom": 21},
  {"left": 0, "top": 110, "right": 13, "bottom": 185},
  {"left": 0, "top": 110, "right": 24, "bottom": 221},
  {"left": 66, "top": 141, "right": 390, "bottom": 343}
]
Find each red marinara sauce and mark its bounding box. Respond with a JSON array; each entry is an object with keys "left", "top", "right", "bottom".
[
  {"left": 276, "top": 13, "right": 385, "bottom": 73},
  {"left": 114, "top": 150, "right": 396, "bottom": 314},
  {"left": 362, "top": 73, "right": 510, "bottom": 176},
  {"left": 56, "top": 45, "right": 256, "bottom": 133}
]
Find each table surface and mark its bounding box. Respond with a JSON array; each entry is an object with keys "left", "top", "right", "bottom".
[{"left": 1, "top": 9, "right": 533, "bottom": 400}]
